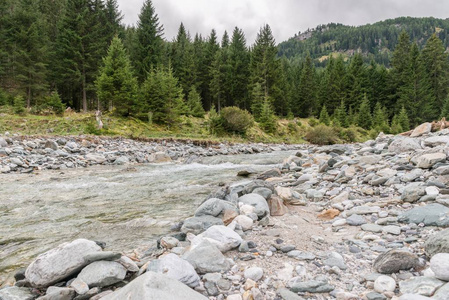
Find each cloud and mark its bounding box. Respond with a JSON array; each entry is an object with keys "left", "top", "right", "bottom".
[{"left": 118, "top": 0, "right": 449, "bottom": 44}]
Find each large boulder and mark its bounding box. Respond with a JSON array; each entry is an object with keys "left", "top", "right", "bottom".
[
  {"left": 238, "top": 193, "right": 269, "bottom": 218},
  {"left": 25, "top": 239, "right": 102, "bottom": 287},
  {"left": 147, "top": 253, "right": 200, "bottom": 288},
  {"left": 425, "top": 229, "right": 449, "bottom": 257},
  {"left": 373, "top": 249, "right": 420, "bottom": 274},
  {"left": 415, "top": 153, "right": 447, "bottom": 169},
  {"left": 424, "top": 136, "right": 449, "bottom": 147},
  {"left": 388, "top": 137, "right": 422, "bottom": 153},
  {"left": 191, "top": 225, "right": 242, "bottom": 253},
  {"left": 77, "top": 261, "right": 126, "bottom": 288},
  {"left": 411, "top": 123, "right": 432, "bottom": 137},
  {"left": 401, "top": 184, "right": 426, "bottom": 203},
  {"left": 430, "top": 253, "right": 449, "bottom": 281},
  {"left": 181, "top": 215, "right": 224, "bottom": 235},
  {"left": 399, "top": 276, "right": 445, "bottom": 297},
  {"left": 398, "top": 204, "right": 449, "bottom": 227},
  {"left": 194, "top": 198, "right": 238, "bottom": 218},
  {"left": 101, "top": 271, "right": 208, "bottom": 300},
  {"left": 182, "top": 240, "right": 231, "bottom": 274}
]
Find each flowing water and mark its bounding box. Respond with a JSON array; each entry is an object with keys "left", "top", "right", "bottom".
[{"left": 0, "top": 150, "right": 296, "bottom": 285}]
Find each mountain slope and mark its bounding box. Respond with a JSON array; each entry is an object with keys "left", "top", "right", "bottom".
[{"left": 278, "top": 17, "right": 449, "bottom": 66}]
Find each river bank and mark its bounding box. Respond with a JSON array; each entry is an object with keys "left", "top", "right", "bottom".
[{"left": 2, "top": 123, "right": 449, "bottom": 299}]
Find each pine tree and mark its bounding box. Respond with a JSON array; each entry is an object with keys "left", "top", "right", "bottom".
[
  {"left": 346, "top": 53, "right": 368, "bottom": 110},
  {"left": 390, "top": 114, "right": 403, "bottom": 134},
  {"left": 357, "top": 95, "right": 372, "bottom": 129},
  {"left": 187, "top": 86, "right": 205, "bottom": 117},
  {"left": 259, "top": 96, "right": 276, "bottom": 133},
  {"left": 141, "top": 65, "right": 185, "bottom": 127},
  {"left": 319, "top": 105, "right": 331, "bottom": 126},
  {"left": 228, "top": 27, "right": 250, "bottom": 110},
  {"left": 372, "top": 101, "right": 389, "bottom": 130},
  {"left": 296, "top": 55, "right": 317, "bottom": 117},
  {"left": 200, "top": 29, "right": 220, "bottom": 110},
  {"left": 134, "top": 0, "right": 164, "bottom": 82},
  {"left": 398, "top": 106, "right": 410, "bottom": 131},
  {"left": 96, "top": 36, "right": 138, "bottom": 115},
  {"left": 250, "top": 83, "right": 264, "bottom": 121},
  {"left": 172, "top": 23, "right": 196, "bottom": 97},
  {"left": 333, "top": 100, "right": 348, "bottom": 128},
  {"left": 421, "top": 33, "right": 449, "bottom": 119}
]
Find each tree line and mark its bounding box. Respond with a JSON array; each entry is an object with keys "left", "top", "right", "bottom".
[{"left": 1, "top": 0, "right": 449, "bottom": 133}]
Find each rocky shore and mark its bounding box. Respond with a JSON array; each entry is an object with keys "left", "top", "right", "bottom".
[
  {"left": 0, "top": 134, "right": 301, "bottom": 173},
  {"left": 2, "top": 122, "right": 449, "bottom": 300}
]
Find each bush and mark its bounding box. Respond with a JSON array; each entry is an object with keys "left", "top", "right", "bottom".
[
  {"left": 220, "top": 106, "right": 254, "bottom": 134},
  {"left": 305, "top": 124, "right": 339, "bottom": 145},
  {"left": 308, "top": 118, "right": 319, "bottom": 127},
  {"left": 338, "top": 127, "right": 358, "bottom": 143},
  {"left": 0, "top": 89, "right": 8, "bottom": 106},
  {"left": 44, "top": 92, "right": 65, "bottom": 115},
  {"left": 13, "top": 95, "right": 26, "bottom": 115}
]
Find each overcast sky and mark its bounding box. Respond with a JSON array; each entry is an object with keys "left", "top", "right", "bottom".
[{"left": 117, "top": 0, "right": 449, "bottom": 44}]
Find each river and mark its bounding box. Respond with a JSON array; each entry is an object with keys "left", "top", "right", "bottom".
[{"left": 0, "top": 150, "right": 296, "bottom": 285}]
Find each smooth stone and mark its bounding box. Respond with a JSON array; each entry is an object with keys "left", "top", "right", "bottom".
[
  {"left": 244, "top": 267, "right": 264, "bottom": 282},
  {"left": 323, "top": 252, "right": 347, "bottom": 270},
  {"left": 290, "top": 280, "right": 334, "bottom": 293},
  {"left": 69, "top": 278, "right": 89, "bottom": 295},
  {"left": 430, "top": 253, "right": 449, "bottom": 281},
  {"left": 426, "top": 186, "right": 440, "bottom": 197},
  {"left": 366, "top": 292, "right": 387, "bottom": 300},
  {"left": 399, "top": 294, "right": 432, "bottom": 300},
  {"left": 382, "top": 225, "right": 401, "bottom": 235},
  {"left": 0, "top": 287, "right": 35, "bottom": 300},
  {"left": 194, "top": 198, "right": 238, "bottom": 217},
  {"left": 100, "top": 271, "right": 208, "bottom": 300},
  {"left": 238, "top": 193, "right": 270, "bottom": 218},
  {"left": 287, "top": 250, "right": 316, "bottom": 260},
  {"left": 25, "top": 239, "right": 102, "bottom": 288},
  {"left": 182, "top": 240, "right": 231, "bottom": 274},
  {"left": 373, "top": 249, "right": 419, "bottom": 274},
  {"left": 191, "top": 225, "right": 242, "bottom": 252},
  {"left": 433, "top": 282, "right": 449, "bottom": 300},
  {"left": 233, "top": 215, "right": 254, "bottom": 231},
  {"left": 425, "top": 228, "right": 449, "bottom": 257},
  {"left": 181, "top": 215, "right": 224, "bottom": 235},
  {"left": 374, "top": 275, "right": 396, "bottom": 293},
  {"left": 83, "top": 251, "right": 121, "bottom": 263},
  {"left": 77, "top": 261, "right": 126, "bottom": 288},
  {"left": 147, "top": 253, "right": 200, "bottom": 288},
  {"left": 38, "top": 287, "right": 75, "bottom": 300},
  {"left": 278, "top": 288, "right": 305, "bottom": 300},
  {"left": 346, "top": 214, "right": 367, "bottom": 226},
  {"left": 362, "top": 224, "right": 383, "bottom": 233},
  {"left": 346, "top": 206, "right": 381, "bottom": 216},
  {"left": 399, "top": 276, "right": 445, "bottom": 296},
  {"left": 398, "top": 204, "right": 449, "bottom": 227}
]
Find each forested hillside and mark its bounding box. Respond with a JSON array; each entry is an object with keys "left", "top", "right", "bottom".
[
  {"left": 278, "top": 17, "right": 449, "bottom": 66},
  {"left": 1, "top": 1, "right": 449, "bottom": 139}
]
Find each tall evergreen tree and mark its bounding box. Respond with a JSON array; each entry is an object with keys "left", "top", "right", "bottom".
[
  {"left": 200, "top": 29, "right": 219, "bottom": 110},
  {"left": 357, "top": 94, "right": 372, "bottom": 129},
  {"left": 134, "top": 0, "right": 164, "bottom": 82},
  {"left": 250, "top": 82, "right": 264, "bottom": 121},
  {"left": 346, "top": 53, "right": 368, "bottom": 110},
  {"left": 228, "top": 27, "right": 250, "bottom": 110},
  {"left": 96, "top": 36, "right": 138, "bottom": 115},
  {"left": 296, "top": 55, "right": 317, "bottom": 117},
  {"left": 333, "top": 100, "right": 348, "bottom": 127},
  {"left": 172, "top": 23, "right": 196, "bottom": 97},
  {"left": 186, "top": 86, "right": 205, "bottom": 117}
]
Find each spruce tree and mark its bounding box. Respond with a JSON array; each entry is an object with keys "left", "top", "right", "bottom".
[
  {"left": 356, "top": 95, "right": 372, "bottom": 129},
  {"left": 333, "top": 100, "right": 348, "bottom": 128},
  {"left": 134, "top": 0, "right": 164, "bottom": 82},
  {"left": 296, "top": 55, "right": 317, "bottom": 117},
  {"left": 390, "top": 114, "right": 403, "bottom": 134},
  {"left": 319, "top": 105, "right": 331, "bottom": 126},
  {"left": 372, "top": 101, "right": 389, "bottom": 130},
  {"left": 250, "top": 83, "right": 264, "bottom": 121},
  {"left": 346, "top": 53, "right": 368, "bottom": 110},
  {"left": 200, "top": 29, "right": 220, "bottom": 110},
  {"left": 187, "top": 86, "right": 205, "bottom": 117},
  {"left": 228, "top": 27, "right": 250, "bottom": 110},
  {"left": 259, "top": 96, "right": 276, "bottom": 133},
  {"left": 172, "top": 23, "right": 196, "bottom": 97},
  {"left": 398, "top": 106, "right": 410, "bottom": 131},
  {"left": 96, "top": 36, "right": 138, "bottom": 115}
]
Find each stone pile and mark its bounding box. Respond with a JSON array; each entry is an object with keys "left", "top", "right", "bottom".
[{"left": 2, "top": 123, "right": 449, "bottom": 299}]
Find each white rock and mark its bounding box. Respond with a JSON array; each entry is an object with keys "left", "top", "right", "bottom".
[
  {"left": 147, "top": 253, "right": 200, "bottom": 288},
  {"left": 25, "top": 239, "right": 102, "bottom": 287},
  {"left": 226, "top": 295, "right": 243, "bottom": 300},
  {"left": 430, "top": 253, "right": 449, "bottom": 281},
  {"left": 332, "top": 219, "right": 347, "bottom": 227},
  {"left": 374, "top": 275, "right": 396, "bottom": 293},
  {"left": 233, "top": 215, "right": 253, "bottom": 231},
  {"left": 244, "top": 267, "right": 264, "bottom": 281},
  {"left": 277, "top": 263, "right": 294, "bottom": 282},
  {"left": 239, "top": 204, "right": 255, "bottom": 215},
  {"left": 191, "top": 225, "right": 242, "bottom": 252},
  {"left": 425, "top": 186, "right": 440, "bottom": 197}
]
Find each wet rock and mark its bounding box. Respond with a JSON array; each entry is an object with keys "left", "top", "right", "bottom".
[
  {"left": 426, "top": 229, "right": 449, "bottom": 257},
  {"left": 238, "top": 193, "right": 270, "bottom": 218},
  {"left": 373, "top": 249, "right": 420, "bottom": 274},
  {"left": 182, "top": 240, "right": 231, "bottom": 274},
  {"left": 147, "top": 253, "right": 200, "bottom": 288},
  {"left": 100, "top": 271, "right": 208, "bottom": 300},
  {"left": 0, "top": 287, "right": 35, "bottom": 300},
  {"left": 25, "top": 239, "right": 102, "bottom": 288},
  {"left": 191, "top": 225, "right": 242, "bottom": 252},
  {"left": 77, "top": 261, "right": 126, "bottom": 288},
  {"left": 399, "top": 276, "right": 445, "bottom": 296},
  {"left": 430, "top": 253, "right": 449, "bottom": 281},
  {"left": 398, "top": 204, "right": 449, "bottom": 227}
]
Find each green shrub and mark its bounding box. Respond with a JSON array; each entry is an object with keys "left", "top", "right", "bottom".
[
  {"left": 13, "top": 95, "right": 26, "bottom": 115},
  {"left": 44, "top": 92, "right": 65, "bottom": 115},
  {"left": 308, "top": 118, "right": 319, "bottom": 127},
  {"left": 338, "top": 127, "right": 358, "bottom": 143},
  {"left": 0, "top": 89, "right": 8, "bottom": 106},
  {"left": 208, "top": 105, "right": 223, "bottom": 134},
  {"left": 305, "top": 124, "right": 339, "bottom": 145},
  {"left": 220, "top": 106, "right": 254, "bottom": 134}
]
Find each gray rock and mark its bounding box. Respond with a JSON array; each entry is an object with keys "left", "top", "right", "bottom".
[
  {"left": 399, "top": 295, "right": 432, "bottom": 300},
  {"left": 401, "top": 184, "right": 426, "bottom": 202},
  {"left": 194, "top": 198, "right": 238, "bottom": 217},
  {"left": 25, "top": 239, "right": 102, "bottom": 288},
  {"left": 257, "top": 168, "right": 281, "bottom": 179},
  {"left": 182, "top": 240, "right": 231, "bottom": 274},
  {"left": 430, "top": 253, "right": 449, "bottom": 281},
  {"left": 278, "top": 288, "right": 305, "bottom": 300},
  {"left": 373, "top": 249, "right": 419, "bottom": 274},
  {"left": 411, "top": 123, "right": 432, "bottom": 137},
  {"left": 244, "top": 267, "right": 264, "bottom": 281},
  {"left": 191, "top": 225, "right": 242, "bottom": 252},
  {"left": 0, "top": 137, "right": 7, "bottom": 147},
  {"left": 0, "top": 287, "right": 35, "bottom": 300},
  {"left": 238, "top": 193, "right": 270, "bottom": 218},
  {"left": 69, "top": 278, "right": 89, "bottom": 295},
  {"left": 114, "top": 156, "right": 129, "bottom": 165},
  {"left": 346, "top": 206, "right": 381, "bottom": 216},
  {"left": 366, "top": 292, "right": 387, "bottom": 300},
  {"left": 433, "top": 282, "right": 449, "bottom": 300},
  {"left": 253, "top": 187, "right": 273, "bottom": 200},
  {"left": 290, "top": 280, "right": 334, "bottom": 293},
  {"left": 398, "top": 204, "right": 449, "bottom": 227},
  {"left": 415, "top": 153, "right": 447, "bottom": 169},
  {"left": 426, "top": 229, "right": 449, "bottom": 257},
  {"left": 100, "top": 271, "right": 208, "bottom": 300},
  {"left": 362, "top": 224, "right": 383, "bottom": 233},
  {"left": 287, "top": 251, "right": 316, "bottom": 260},
  {"left": 147, "top": 253, "right": 200, "bottom": 288},
  {"left": 323, "top": 252, "right": 347, "bottom": 270},
  {"left": 388, "top": 137, "right": 422, "bottom": 153},
  {"left": 44, "top": 140, "right": 58, "bottom": 150},
  {"left": 181, "top": 215, "right": 224, "bottom": 235},
  {"left": 383, "top": 225, "right": 401, "bottom": 235},
  {"left": 399, "top": 276, "right": 445, "bottom": 296},
  {"left": 402, "top": 169, "right": 424, "bottom": 182},
  {"left": 424, "top": 136, "right": 449, "bottom": 147},
  {"left": 38, "top": 287, "right": 75, "bottom": 300},
  {"left": 346, "top": 214, "right": 367, "bottom": 226},
  {"left": 83, "top": 251, "right": 121, "bottom": 263},
  {"left": 77, "top": 261, "right": 126, "bottom": 287}
]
